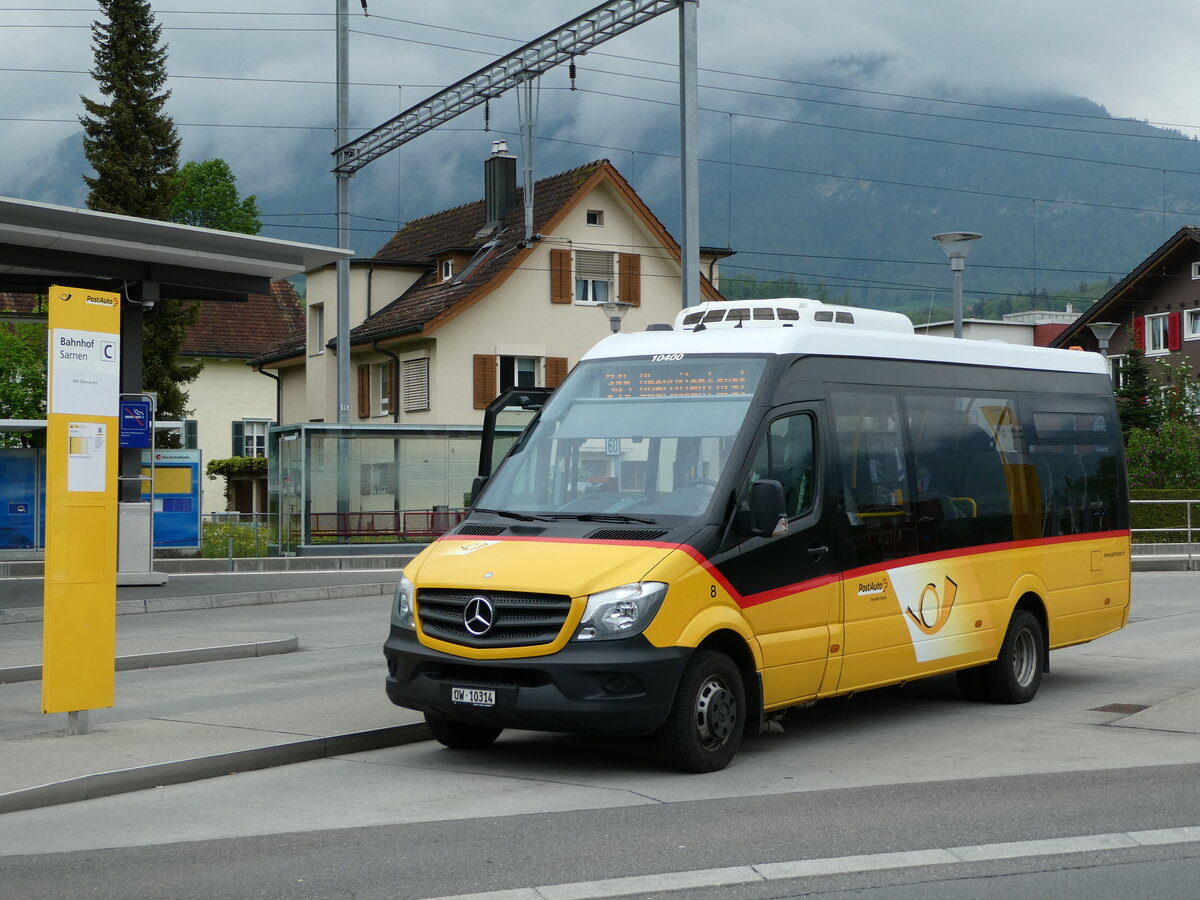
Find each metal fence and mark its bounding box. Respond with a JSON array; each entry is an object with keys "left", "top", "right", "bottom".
[
  {"left": 1130, "top": 498, "right": 1200, "bottom": 567},
  {"left": 202, "top": 508, "right": 468, "bottom": 558}
]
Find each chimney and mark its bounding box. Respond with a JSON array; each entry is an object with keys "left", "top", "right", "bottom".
[{"left": 484, "top": 140, "right": 517, "bottom": 233}]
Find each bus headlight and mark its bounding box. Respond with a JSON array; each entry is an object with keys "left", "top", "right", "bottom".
[
  {"left": 391, "top": 573, "right": 416, "bottom": 630},
  {"left": 574, "top": 582, "right": 667, "bottom": 641}
]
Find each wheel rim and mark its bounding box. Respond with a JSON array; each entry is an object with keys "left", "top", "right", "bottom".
[
  {"left": 1012, "top": 628, "right": 1038, "bottom": 687},
  {"left": 694, "top": 674, "right": 737, "bottom": 750}
]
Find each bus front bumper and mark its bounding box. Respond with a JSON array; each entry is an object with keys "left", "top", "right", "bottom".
[{"left": 384, "top": 628, "right": 690, "bottom": 736}]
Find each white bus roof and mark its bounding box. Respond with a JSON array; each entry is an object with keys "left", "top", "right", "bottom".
[{"left": 581, "top": 299, "right": 1108, "bottom": 377}]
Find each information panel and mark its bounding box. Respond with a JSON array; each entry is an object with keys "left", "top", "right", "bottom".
[
  {"left": 43, "top": 285, "right": 121, "bottom": 715},
  {"left": 141, "top": 449, "right": 202, "bottom": 549}
]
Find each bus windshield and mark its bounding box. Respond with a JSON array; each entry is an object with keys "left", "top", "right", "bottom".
[{"left": 478, "top": 356, "right": 767, "bottom": 521}]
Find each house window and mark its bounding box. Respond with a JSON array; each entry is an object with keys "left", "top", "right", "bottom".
[
  {"left": 234, "top": 419, "right": 269, "bottom": 458},
  {"left": 586, "top": 209, "right": 604, "bottom": 226},
  {"left": 402, "top": 358, "right": 431, "bottom": 412},
  {"left": 499, "top": 355, "right": 537, "bottom": 390},
  {"left": 574, "top": 250, "right": 613, "bottom": 304},
  {"left": 1145, "top": 313, "right": 1170, "bottom": 355},
  {"left": 307, "top": 303, "right": 324, "bottom": 355},
  {"left": 1109, "top": 355, "right": 1124, "bottom": 390},
  {"left": 440, "top": 259, "right": 454, "bottom": 281},
  {"left": 1191, "top": 261, "right": 1200, "bottom": 280},
  {"left": 360, "top": 462, "right": 396, "bottom": 495},
  {"left": 1185, "top": 308, "right": 1200, "bottom": 341},
  {"left": 375, "top": 362, "right": 392, "bottom": 416}
]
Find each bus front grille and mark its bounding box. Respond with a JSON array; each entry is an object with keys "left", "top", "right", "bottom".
[{"left": 417, "top": 589, "right": 573, "bottom": 648}]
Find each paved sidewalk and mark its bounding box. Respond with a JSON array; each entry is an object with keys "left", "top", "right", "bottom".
[{"left": 0, "top": 588, "right": 428, "bottom": 814}]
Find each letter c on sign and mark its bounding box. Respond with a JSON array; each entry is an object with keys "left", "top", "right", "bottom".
[{"left": 103, "top": 343, "right": 114, "bottom": 360}]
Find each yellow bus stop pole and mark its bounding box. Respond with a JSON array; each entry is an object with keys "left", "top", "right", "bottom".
[{"left": 42, "top": 285, "right": 121, "bottom": 731}]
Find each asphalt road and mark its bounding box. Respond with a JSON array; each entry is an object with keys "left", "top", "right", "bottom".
[{"left": 1, "top": 571, "right": 1198, "bottom": 899}]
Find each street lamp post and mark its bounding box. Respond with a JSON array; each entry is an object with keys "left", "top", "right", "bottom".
[
  {"left": 933, "top": 232, "right": 982, "bottom": 339},
  {"left": 1087, "top": 321, "right": 1120, "bottom": 382},
  {"left": 599, "top": 300, "right": 633, "bottom": 334}
]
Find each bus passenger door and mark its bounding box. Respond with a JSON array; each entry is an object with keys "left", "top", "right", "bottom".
[{"left": 715, "top": 406, "right": 841, "bottom": 708}]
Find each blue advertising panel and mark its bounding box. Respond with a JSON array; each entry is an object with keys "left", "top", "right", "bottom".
[
  {"left": 119, "top": 400, "right": 153, "bottom": 448},
  {"left": 0, "top": 450, "right": 38, "bottom": 549},
  {"left": 140, "top": 449, "right": 202, "bottom": 548}
]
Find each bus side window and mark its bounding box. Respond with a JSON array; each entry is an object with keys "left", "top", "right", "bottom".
[{"left": 749, "top": 413, "right": 815, "bottom": 519}]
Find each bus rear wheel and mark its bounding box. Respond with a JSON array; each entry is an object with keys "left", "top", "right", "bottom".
[
  {"left": 424, "top": 712, "right": 503, "bottom": 749},
  {"left": 984, "top": 610, "right": 1044, "bottom": 704},
  {"left": 659, "top": 649, "right": 745, "bottom": 773}
]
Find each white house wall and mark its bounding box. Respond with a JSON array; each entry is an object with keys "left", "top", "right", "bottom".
[
  {"left": 283, "top": 177, "right": 694, "bottom": 428},
  {"left": 422, "top": 179, "right": 687, "bottom": 425},
  {"left": 181, "top": 356, "right": 276, "bottom": 513}
]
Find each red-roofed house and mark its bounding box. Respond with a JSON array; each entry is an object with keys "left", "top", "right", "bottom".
[
  {"left": 254, "top": 153, "right": 728, "bottom": 426},
  {"left": 181, "top": 280, "right": 305, "bottom": 514}
]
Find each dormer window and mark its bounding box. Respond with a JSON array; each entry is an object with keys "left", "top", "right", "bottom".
[{"left": 440, "top": 259, "right": 454, "bottom": 281}]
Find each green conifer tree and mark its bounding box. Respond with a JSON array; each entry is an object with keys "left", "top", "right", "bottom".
[
  {"left": 1115, "top": 342, "right": 1157, "bottom": 437},
  {"left": 79, "top": 0, "right": 180, "bottom": 219},
  {"left": 79, "top": 0, "right": 197, "bottom": 444}
]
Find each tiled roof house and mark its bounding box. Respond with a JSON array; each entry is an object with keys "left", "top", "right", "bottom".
[
  {"left": 255, "top": 152, "right": 727, "bottom": 426},
  {"left": 1053, "top": 227, "right": 1200, "bottom": 389},
  {"left": 181, "top": 280, "right": 304, "bottom": 514}
]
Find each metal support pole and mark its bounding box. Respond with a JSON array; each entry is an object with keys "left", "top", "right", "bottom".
[
  {"left": 335, "top": 0, "right": 352, "bottom": 528},
  {"left": 518, "top": 75, "right": 538, "bottom": 246},
  {"left": 951, "top": 261, "right": 964, "bottom": 340},
  {"left": 678, "top": 0, "right": 700, "bottom": 309},
  {"left": 335, "top": 0, "right": 351, "bottom": 423}
]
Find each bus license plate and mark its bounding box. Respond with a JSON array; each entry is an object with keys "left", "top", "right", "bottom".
[{"left": 451, "top": 687, "right": 495, "bottom": 707}]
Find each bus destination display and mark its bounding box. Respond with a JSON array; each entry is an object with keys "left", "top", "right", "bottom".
[{"left": 601, "top": 361, "right": 756, "bottom": 398}]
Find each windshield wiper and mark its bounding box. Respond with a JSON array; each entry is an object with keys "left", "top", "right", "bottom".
[
  {"left": 546, "top": 513, "right": 660, "bottom": 525},
  {"left": 474, "top": 507, "right": 552, "bottom": 522}
]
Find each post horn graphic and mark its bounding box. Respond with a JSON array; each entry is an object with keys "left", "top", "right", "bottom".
[{"left": 906, "top": 576, "right": 958, "bottom": 635}]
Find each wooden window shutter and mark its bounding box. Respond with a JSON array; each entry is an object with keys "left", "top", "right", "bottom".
[
  {"left": 1132, "top": 316, "right": 1146, "bottom": 350},
  {"left": 388, "top": 361, "right": 399, "bottom": 416},
  {"left": 1169, "top": 311, "right": 1182, "bottom": 351},
  {"left": 550, "top": 248, "right": 572, "bottom": 303},
  {"left": 231, "top": 420, "right": 244, "bottom": 457},
  {"left": 619, "top": 253, "right": 641, "bottom": 307},
  {"left": 546, "top": 357, "right": 569, "bottom": 388},
  {"left": 474, "top": 354, "right": 497, "bottom": 409},
  {"left": 357, "top": 364, "right": 370, "bottom": 418},
  {"left": 402, "top": 358, "right": 431, "bottom": 412}
]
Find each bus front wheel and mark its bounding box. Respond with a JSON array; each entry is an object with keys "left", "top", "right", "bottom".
[
  {"left": 659, "top": 650, "right": 745, "bottom": 773},
  {"left": 984, "top": 610, "right": 1044, "bottom": 704},
  {"left": 424, "top": 713, "right": 503, "bottom": 750}
]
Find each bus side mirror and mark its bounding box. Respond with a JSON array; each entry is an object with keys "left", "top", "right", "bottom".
[
  {"left": 470, "top": 475, "right": 489, "bottom": 506},
  {"left": 747, "top": 479, "right": 787, "bottom": 537}
]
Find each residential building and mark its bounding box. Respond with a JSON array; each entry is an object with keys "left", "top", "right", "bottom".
[
  {"left": 180, "top": 280, "right": 304, "bottom": 514},
  {"left": 1053, "top": 227, "right": 1200, "bottom": 387},
  {"left": 255, "top": 151, "right": 726, "bottom": 427}
]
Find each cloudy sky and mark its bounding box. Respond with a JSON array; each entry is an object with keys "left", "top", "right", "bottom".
[{"left": 3, "top": 1, "right": 1200, "bottom": 257}]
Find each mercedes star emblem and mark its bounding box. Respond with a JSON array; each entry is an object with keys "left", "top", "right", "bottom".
[{"left": 463, "top": 595, "right": 496, "bottom": 636}]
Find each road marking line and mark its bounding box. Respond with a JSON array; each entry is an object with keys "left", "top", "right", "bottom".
[{"left": 425, "top": 825, "right": 1200, "bottom": 900}]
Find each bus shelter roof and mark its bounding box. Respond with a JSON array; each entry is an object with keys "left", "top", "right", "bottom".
[{"left": 0, "top": 195, "right": 350, "bottom": 302}]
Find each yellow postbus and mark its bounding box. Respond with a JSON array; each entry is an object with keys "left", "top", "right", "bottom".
[{"left": 384, "top": 299, "right": 1131, "bottom": 771}]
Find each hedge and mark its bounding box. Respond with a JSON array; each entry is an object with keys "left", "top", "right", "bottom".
[{"left": 1129, "top": 490, "right": 1200, "bottom": 544}]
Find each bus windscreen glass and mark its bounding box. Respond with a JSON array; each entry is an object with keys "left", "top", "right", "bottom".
[{"left": 479, "top": 357, "right": 767, "bottom": 519}]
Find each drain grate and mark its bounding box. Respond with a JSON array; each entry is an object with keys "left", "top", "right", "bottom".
[{"left": 1090, "top": 703, "right": 1150, "bottom": 715}]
